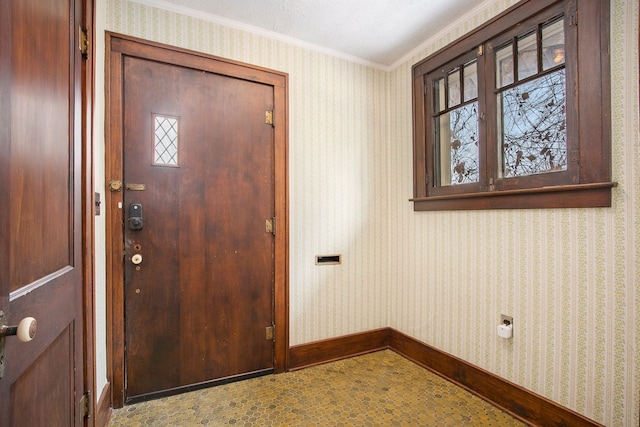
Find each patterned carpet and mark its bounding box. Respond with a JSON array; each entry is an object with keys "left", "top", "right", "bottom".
[{"left": 108, "top": 350, "right": 526, "bottom": 426}]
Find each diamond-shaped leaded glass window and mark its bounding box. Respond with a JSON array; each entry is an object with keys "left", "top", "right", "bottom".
[{"left": 153, "top": 114, "right": 179, "bottom": 166}]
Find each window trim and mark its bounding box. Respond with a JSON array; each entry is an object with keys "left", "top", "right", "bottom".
[{"left": 411, "top": 0, "right": 614, "bottom": 211}]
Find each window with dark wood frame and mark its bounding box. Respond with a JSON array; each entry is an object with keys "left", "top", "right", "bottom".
[{"left": 411, "top": 0, "right": 615, "bottom": 211}]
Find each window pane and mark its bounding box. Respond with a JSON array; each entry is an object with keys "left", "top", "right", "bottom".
[
  {"left": 448, "top": 68, "right": 461, "bottom": 107},
  {"left": 498, "top": 70, "right": 566, "bottom": 178},
  {"left": 517, "top": 32, "right": 538, "bottom": 80},
  {"left": 433, "top": 77, "right": 446, "bottom": 112},
  {"left": 154, "top": 115, "right": 179, "bottom": 166},
  {"left": 496, "top": 44, "right": 514, "bottom": 88},
  {"left": 463, "top": 60, "right": 478, "bottom": 102},
  {"left": 542, "top": 18, "right": 565, "bottom": 70},
  {"left": 435, "top": 102, "right": 479, "bottom": 185}
]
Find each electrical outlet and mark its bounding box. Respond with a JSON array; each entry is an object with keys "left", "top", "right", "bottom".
[{"left": 500, "top": 314, "right": 513, "bottom": 326}]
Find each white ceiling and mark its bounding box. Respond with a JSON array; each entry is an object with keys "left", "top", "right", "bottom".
[{"left": 143, "top": 0, "right": 485, "bottom": 68}]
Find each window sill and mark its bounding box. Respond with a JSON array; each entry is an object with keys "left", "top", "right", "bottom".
[{"left": 410, "top": 182, "right": 617, "bottom": 211}]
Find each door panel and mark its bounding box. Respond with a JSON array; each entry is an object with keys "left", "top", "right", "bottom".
[
  {"left": 11, "top": 327, "right": 74, "bottom": 427},
  {"left": 122, "top": 57, "right": 275, "bottom": 400},
  {"left": 0, "top": 0, "right": 86, "bottom": 425}
]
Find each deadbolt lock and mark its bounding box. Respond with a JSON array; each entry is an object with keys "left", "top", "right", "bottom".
[{"left": 109, "top": 180, "right": 123, "bottom": 192}]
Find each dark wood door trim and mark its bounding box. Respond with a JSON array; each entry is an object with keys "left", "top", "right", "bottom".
[
  {"left": 105, "top": 33, "right": 289, "bottom": 408},
  {"left": 81, "top": 0, "right": 97, "bottom": 422}
]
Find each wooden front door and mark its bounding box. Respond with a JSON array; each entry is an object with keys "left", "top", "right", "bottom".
[
  {"left": 0, "top": 0, "right": 90, "bottom": 425},
  {"left": 107, "top": 36, "right": 288, "bottom": 404}
]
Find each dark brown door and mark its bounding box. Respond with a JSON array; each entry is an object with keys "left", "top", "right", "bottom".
[
  {"left": 121, "top": 56, "right": 275, "bottom": 401},
  {"left": 0, "top": 0, "right": 88, "bottom": 425}
]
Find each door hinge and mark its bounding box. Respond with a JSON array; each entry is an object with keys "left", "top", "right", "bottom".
[
  {"left": 79, "top": 27, "right": 89, "bottom": 59},
  {"left": 265, "top": 110, "right": 274, "bottom": 126},
  {"left": 80, "top": 391, "right": 91, "bottom": 418},
  {"left": 265, "top": 217, "right": 276, "bottom": 236},
  {"left": 265, "top": 325, "right": 275, "bottom": 342},
  {"left": 477, "top": 44, "right": 484, "bottom": 56},
  {"left": 0, "top": 311, "right": 6, "bottom": 380}
]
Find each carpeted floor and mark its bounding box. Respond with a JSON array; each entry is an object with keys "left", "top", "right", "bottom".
[{"left": 108, "top": 350, "right": 526, "bottom": 426}]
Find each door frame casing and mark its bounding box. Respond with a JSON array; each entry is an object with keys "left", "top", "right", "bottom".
[
  {"left": 104, "top": 33, "right": 289, "bottom": 408},
  {"left": 82, "top": 0, "right": 97, "bottom": 422}
]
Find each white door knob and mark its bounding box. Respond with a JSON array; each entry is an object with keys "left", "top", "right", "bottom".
[
  {"left": 0, "top": 316, "right": 37, "bottom": 342},
  {"left": 131, "top": 254, "right": 143, "bottom": 265},
  {"left": 16, "top": 317, "right": 37, "bottom": 342}
]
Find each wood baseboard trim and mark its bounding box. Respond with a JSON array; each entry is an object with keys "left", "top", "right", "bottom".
[
  {"left": 288, "top": 328, "right": 390, "bottom": 370},
  {"left": 388, "top": 328, "right": 603, "bottom": 427},
  {"left": 101, "top": 327, "right": 602, "bottom": 426},
  {"left": 287, "top": 328, "right": 602, "bottom": 427},
  {"left": 95, "top": 382, "right": 112, "bottom": 427}
]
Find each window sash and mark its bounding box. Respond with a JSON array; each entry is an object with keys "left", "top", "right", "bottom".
[
  {"left": 486, "top": 5, "right": 578, "bottom": 191},
  {"left": 411, "top": 0, "right": 612, "bottom": 210},
  {"left": 425, "top": 2, "right": 576, "bottom": 197},
  {"left": 426, "top": 51, "right": 485, "bottom": 196}
]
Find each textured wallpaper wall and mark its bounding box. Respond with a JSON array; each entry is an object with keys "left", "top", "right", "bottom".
[
  {"left": 388, "top": 1, "right": 639, "bottom": 426},
  {"left": 95, "top": 0, "right": 639, "bottom": 425}
]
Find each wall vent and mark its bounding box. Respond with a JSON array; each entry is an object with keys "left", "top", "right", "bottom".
[{"left": 315, "top": 254, "right": 341, "bottom": 265}]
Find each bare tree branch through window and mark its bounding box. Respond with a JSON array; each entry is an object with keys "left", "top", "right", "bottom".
[{"left": 499, "top": 70, "right": 566, "bottom": 178}]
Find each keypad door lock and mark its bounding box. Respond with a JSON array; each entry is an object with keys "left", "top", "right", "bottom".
[{"left": 128, "top": 203, "right": 144, "bottom": 231}]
